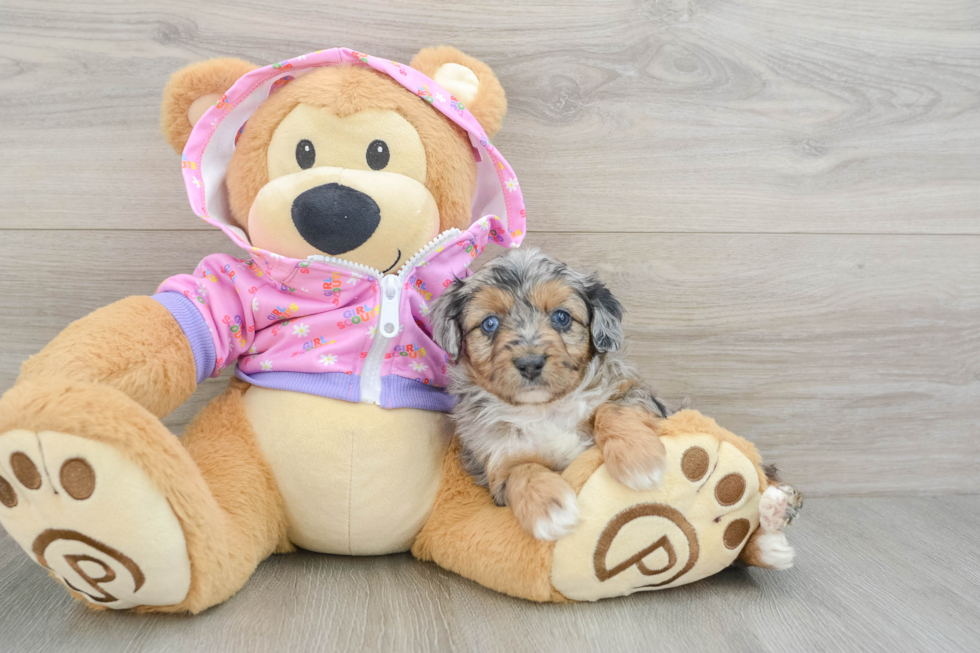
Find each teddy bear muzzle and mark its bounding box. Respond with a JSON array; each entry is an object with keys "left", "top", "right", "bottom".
[
  {"left": 291, "top": 183, "right": 381, "bottom": 256},
  {"left": 247, "top": 166, "right": 441, "bottom": 270}
]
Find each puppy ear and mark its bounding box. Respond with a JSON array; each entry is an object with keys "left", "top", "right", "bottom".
[
  {"left": 410, "top": 46, "right": 507, "bottom": 137},
  {"left": 161, "top": 58, "right": 257, "bottom": 153},
  {"left": 430, "top": 278, "right": 470, "bottom": 361},
  {"left": 585, "top": 275, "right": 625, "bottom": 353}
]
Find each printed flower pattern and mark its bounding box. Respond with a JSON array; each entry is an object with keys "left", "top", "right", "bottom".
[{"left": 167, "top": 48, "right": 528, "bottom": 405}]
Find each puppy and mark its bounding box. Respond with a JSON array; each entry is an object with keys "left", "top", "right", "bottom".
[{"left": 430, "top": 248, "right": 670, "bottom": 540}]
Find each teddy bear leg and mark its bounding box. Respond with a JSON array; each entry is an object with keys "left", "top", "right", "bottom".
[
  {"left": 169, "top": 378, "right": 292, "bottom": 611},
  {"left": 0, "top": 379, "right": 288, "bottom": 613},
  {"left": 411, "top": 439, "right": 567, "bottom": 602}
]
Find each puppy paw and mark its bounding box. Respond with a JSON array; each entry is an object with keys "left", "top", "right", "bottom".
[
  {"left": 754, "top": 531, "right": 795, "bottom": 570},
  {"left": 759, "top": 484, "right": 804, "bottom": 533},
  {"left": 603, "top": 439, "right": 668, "bottom": 491},
  {"left": 508, "top": 471, "right": 580, "bottom": 541},
  {"left": 531, "top": 496, "right": 580, "bottom": 541},
  {"left": 600, "top": 431, "right": 668, "bottom": 492},
  {"left": 594, "top": 404, "right": 668, "bottom": 491}
]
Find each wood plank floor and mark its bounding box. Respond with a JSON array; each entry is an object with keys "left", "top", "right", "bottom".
[
  {"left": 0, "top": 230, "right": 977, "bottom": 496},
  {"left": 1, "top": 497, "right": 978, "bottom": 652},
  {"left": 1, "top": 0, "right": 978, "bottom": 494},
  {"left": 0, "top": 1, "right": 978, "bottom": 649}
]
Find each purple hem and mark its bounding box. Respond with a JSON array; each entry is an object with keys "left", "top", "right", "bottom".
[
  {"left": 381, "top": 375, "right": 457, "bottom": 412},
  {"left": 152, "top": 292, "right": 216, "bottom": 384},
  {"left": 234, "top": 370, "right": 454, "bottom": 412},
  {"left": 236, "top": 369, "right": 361, "bottom": 403}
]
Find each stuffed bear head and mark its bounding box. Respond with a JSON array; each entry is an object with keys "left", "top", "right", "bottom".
[{"left": 160, "top": 47, "right": 506, "bottom": 273}]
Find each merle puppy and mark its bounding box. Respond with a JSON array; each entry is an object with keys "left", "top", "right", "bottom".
[{"left": 430, "top": 248, "right": 670, "bottom": 540}]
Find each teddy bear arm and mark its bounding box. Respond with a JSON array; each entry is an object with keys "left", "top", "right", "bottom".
[{"left": 18, "top": 296, "right": 198, "bottom": 418}]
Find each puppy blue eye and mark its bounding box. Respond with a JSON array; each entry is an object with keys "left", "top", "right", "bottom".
[
  {"left": 481, "top": 316, "right": 499, "bottom": 334},
  {"left": 551, "top": 310, "right": 571, "bottom": 331}
]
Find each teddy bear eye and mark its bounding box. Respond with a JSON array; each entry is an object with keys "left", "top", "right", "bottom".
[
  {"left": 295, "top": 139, "right": 315, "bottom": 170},
  {"left": 366, "top": 139, "right": 390, "bottom": 170}
]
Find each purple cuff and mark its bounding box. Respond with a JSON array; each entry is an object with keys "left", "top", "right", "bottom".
[{"left": 152, "top": 292, "right": 216, "bottom": 384}]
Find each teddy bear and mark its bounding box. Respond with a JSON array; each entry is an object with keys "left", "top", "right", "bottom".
[{"left": 0, "top": 46, "right": 799, "bottom": 612}]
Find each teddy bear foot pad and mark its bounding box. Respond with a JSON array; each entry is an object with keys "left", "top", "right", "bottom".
[
  {"left": 0, "top": 429, "right": 191, "bottom": 609},
  {"left": 552, "top": 432, "right": 766, "bottom": 601}
]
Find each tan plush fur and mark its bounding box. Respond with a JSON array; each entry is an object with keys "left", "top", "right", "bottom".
[
  {"left": 412, "top": 439, "right": 567, "bottom": 602},
  {"left": 0, "top": 47, "right": 786, "bottom": 613},
  {"left": 224, "top": 64, "right": 481, "bottom": 235},
  {"left": 0, "top": 378, "right": 288, "bottom": 613},
  {"left": 18, "top": 297, "right": 198, "bottom": 419},
  {"left": 561, "top": 447, "right": 606, "bottom": 494},
  {"left": 410, "top": 47, "right": 508, "bottom": 138},
  {"left": 160, "top": 58, "right": 257, "bottom": 153},
  {"left": 657, "top": 409, "right": 768, "bottom": 492},
  {"left": 654, "top": 410, "right": 776, "bottom": 569},
  {"left": 416, "top": 408, "right": 778, "bottom": 602}
]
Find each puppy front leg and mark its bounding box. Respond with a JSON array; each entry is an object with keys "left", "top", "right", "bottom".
[
  {"left": 593, "top": 403, "right": 668, "bottom": 491},
  {"left": 491, "top": 461, "right": 579, "bottom": 541}
]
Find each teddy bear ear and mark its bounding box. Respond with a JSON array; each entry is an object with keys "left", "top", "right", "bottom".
[
  {"left": 410, "top": 47, "right": 507, "bottom": 138},
  {"left": 160, "top": 58, "right": 258, "bottom": 153}
]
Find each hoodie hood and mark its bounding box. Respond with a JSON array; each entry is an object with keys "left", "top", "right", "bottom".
[
  {"left": 180, "top": 47, "right": 526, "bottom": 279},
  {"left": 156, "top": 48, "right": 526, "bottom": 411}
]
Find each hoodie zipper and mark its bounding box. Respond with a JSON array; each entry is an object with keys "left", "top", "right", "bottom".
[{"left": 307, "top": 228, "right": 461, "bottom": 405}]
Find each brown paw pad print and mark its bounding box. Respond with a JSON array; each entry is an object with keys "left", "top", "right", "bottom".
[
  {"left": 1, "top": 452, "right": 97, "bottom": 504},
  {"left": 592, "top": 445, "right": 754, "bottom": 587},
  {"left": 59, "top": 458, "right": 96, "bottom": 500},
  {"left": 0, "top": 429, "right": 193, "bottom": 609},
  {"left": 594, "top": 503, "right": 699, "bottom": 588},
  {"left": 682, "top": 445, "right": 752, "bottom": 551}
]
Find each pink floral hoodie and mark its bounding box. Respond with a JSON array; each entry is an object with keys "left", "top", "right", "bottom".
[{"left": 152, "top": 48, "right": 526, "bottom": 411}]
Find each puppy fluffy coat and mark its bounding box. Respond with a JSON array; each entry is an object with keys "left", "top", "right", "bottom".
[{"left": 431, "top": 249, "right": 670, "bottom": 540}]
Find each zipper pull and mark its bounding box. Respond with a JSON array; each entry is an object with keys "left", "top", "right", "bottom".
[{"left": 378, "top": 275, "right": 401, "bottom": 339}]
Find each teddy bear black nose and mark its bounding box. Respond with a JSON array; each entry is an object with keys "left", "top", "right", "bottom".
[{"left": 291, "top": 183, "right": 381, "bottom": 255}]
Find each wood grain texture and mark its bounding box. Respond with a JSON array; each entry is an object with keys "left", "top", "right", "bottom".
[
  {"left": 0, "top": 1, "right": 978, "bottom": 646},
  {"left": 0, "top": 497, "right": 977, "bottom": 652},
  {"left": 0, "top": 230, "right": 977, "bottom": 496},
  {"left": 0, "top": 0, "right": 978, "bottom": 233},
  {"left": 0, "top": 3, "right": 978, "bottom": 491}
]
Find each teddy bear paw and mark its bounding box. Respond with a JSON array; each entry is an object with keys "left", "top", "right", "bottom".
[
  {"left": 0, "top": 429, "right": 191, "bottom": 609},
  {"left": 552, "top": 433, "right": 763, "bottom": 600}
]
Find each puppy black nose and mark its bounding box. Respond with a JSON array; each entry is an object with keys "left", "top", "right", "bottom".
[
  {"left": 514, "top": 355, "right": 546, "bottom": 380},
  {"left": 291, "top": 183, "right": 381, "bottom": 255}
]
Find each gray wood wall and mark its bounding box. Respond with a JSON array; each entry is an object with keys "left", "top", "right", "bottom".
[{"left": 1, "top": 0, "right": 977, "bottom": 496}]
